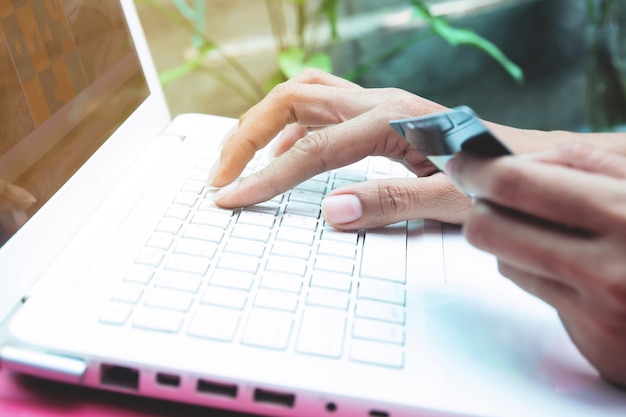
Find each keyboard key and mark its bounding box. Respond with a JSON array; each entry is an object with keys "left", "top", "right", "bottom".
[
  {"left": 320, "top": 228, "right": 358, "bottom": 245},
  {"left": 191, "top": 211, "right": 231, "bottom": 229},
  {"left": 238, "top": 210, "right": 276, "bottom": 228},
  {"left": 210, "top": 270, "right": 254, "bottom": 291},
  {"left": 166, "top": 253, "right": 211, "bottom": 275},
  {"left": 136, "top": 248, "right": 164, "bottom": 267},
  {"left": 175, "top": 239, "right": 218, "bottom": 259},
  {"left": 124, "top": 266, "right": 154, "bottom": 285},
  {"left": 217, "top": 253, "right": 260, "bottom": 274},
  {"left": 254, "top": 289, "right": 299, "bottom": 312},
  {"left": 198, "top": 199, "right": 235, "bottom": 215},
  {"left": 145, "top": 288, "right": 194, "bottom": 312},
  {"left": 188, "top": 306, "right": 240, "bottom": 342},
  {"left": 271, "top": 241, "right": 311, "bottom": 260},
  {"left": 313, "top": 256, "right": 354, "bottom": 275},
  {"left": 156, "top": 218, "right": 183, "bottom": 234},
  {"left": 275, "top": 227, "right": 315, "bottom": 246},
  {"left": 146, "top": 232, "right": 174, "bottom": 250},
  {"left": 310, "top": 272, "right": 352, "bottom": 292},
  {"left": 112, "top": 283, "right": 144, "bottom": 304},
  {"left": 241, "top": 309, "right": 293, "bottom": 350},
  {"left": 165, "top": 204, "right": 191, "bottom": 220},
  {"left": 224, "top": 238, "right": 266, "bottom": 258},
  {"left": 294, "top": 180, "right": 327, "bottom": 194},
  {"left": 265, "top": 256, "right": 307, "bottom": 277},
  {"left": 360, "top": 224, "right": 407, "bottom": 283},
  {"left": 352, "top": 318, "right": 405, "bottom": 345},
  {"left": 244, "top": 201, "right": 280, "bottom": 216},
  {"left": 231, "top": 224, "right": 271, "bottom": 243},
  {"left": 260, "top": 273, "right": 303, "bottom": 294},
  {"left": 99, "top": 302, "right": 132, "bottom": 325},
  {"left": 334, "top": 170, "right": 367, "bottom": 182},
  {"left": 317, "top": 240, "right": 356, "bottom": 259},
  {"left": 350, "top": 340, "right": 404, "bottom": 368},
  {"left": 355, "top": 300, "right": 405, "bottom": 324},
  {"left": 289, "top": 189, "right": 324, "bottom": 205},
  {"left": 182, "top": 180, "right": 205, "bottom": 194},
  {"left": 187, "top": 169, "right": 210, "bottom": 182},
  {"left": 306, "top": 288, "right": 349, "bottom": 310},
  {"left": 280, "top": 213, "right": 318, "bottom": 231},
  {"left": 183, "top": 225, "right": 225, "bottom": 243},
  {"left": 201, "top": 286, "right": 248, "bottom": 310},
  {"left": 134, "top": 308, "right": 184, "bottom": 333},
  {"left": 174, "top": 192, "right": 198, "bottom": 206},
  {"left": 284, "top": 202, "right": 320, "bottom": 218},
  {"left": 358, "top": 278, "right": 406, "bottom": 305},
  {"left": 156, "top": 271, "right": 202, "bottom": 293},
  {"left": 296, "top": 308, "right": 346, "bottom": 358}
]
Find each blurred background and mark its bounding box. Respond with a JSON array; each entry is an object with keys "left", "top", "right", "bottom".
[{"left": 135, "top": 0, "right": 626, "bottom": 132}]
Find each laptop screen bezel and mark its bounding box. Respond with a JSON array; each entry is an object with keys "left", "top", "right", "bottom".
[{"left": 0, "top": 0, "right": 171, "bottom": 324}]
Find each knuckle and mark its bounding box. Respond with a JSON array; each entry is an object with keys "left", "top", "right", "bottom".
[
  {"left": 252, "top": 166, "right": 281, "bottom": 196},
  {"left": 385, "top": 90, "right": 423, "bottom": 115},
  {"left": 384, "top": 89, "right": 446, "bottom": 118},
  {"left": 600, "top": 265, "right": 626, "bottom": 317},
  {"left": 269, "top": 79, "right": 298, "bottom": 101},
  {"left": 293, "top": 67, "right": 328, "bottom": 83},
  {"left": 557, "top": 141, "right": 595, "bottom": 160},
  {"left": 290, "top": 131, "right": 330, "bottom": 173},
  {"left": 375, "top": 181, "right": 413, "bottom": 218}
]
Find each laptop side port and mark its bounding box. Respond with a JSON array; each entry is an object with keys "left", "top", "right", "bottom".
[
  {"left": 196, "top": 379, "right": 238, "bottom": 398},
  {"left": 253, "top": 388, "right": 295, "bottom": 408},
  {"left": 100, "top": 364, "right": 139, "bottom": 391},
  {"left": 369, "top": 410, "right": 389, "bottom": 417},
  {"left": 156, "top": 372, "right": 181, "bottom": 388}
]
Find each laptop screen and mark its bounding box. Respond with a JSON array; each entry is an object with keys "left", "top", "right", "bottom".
[{"left": 0, "top": 0, "right": 149, "bottom": 247}]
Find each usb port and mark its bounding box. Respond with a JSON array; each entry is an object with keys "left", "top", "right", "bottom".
[
  {"left": 156, "top": 372, "right": 180, "bottom": 388},
  {"left": 100, "top": 364, "right": 139, "bottom": 391},
  {"left": 196, "top": 379, "right": 238, "bottom": 398},
  {"left": 253, "top": 388, "right": 295, "bottom": 408}
]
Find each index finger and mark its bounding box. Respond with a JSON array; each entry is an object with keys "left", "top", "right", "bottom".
[
  {"left": 210, "top": 70, "right": 365, "bottom": 187},
  {"left": 446, "top": 151, "right": 626, "bottom": 234},
  {"left": 525, "top": 141, "right": 626, "bottom": 179}
]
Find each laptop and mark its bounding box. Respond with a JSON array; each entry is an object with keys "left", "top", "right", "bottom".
[{"left": 1, "top": 1, "right": 625, "bottom": 416}]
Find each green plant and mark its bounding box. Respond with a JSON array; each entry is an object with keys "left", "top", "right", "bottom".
[
  {"left": 138, "top": 0, "right": 523, "bottom": 107},
  {"left": 345, "top": 0, "right": 523, "bottom": 83},
  {"left": 583, "top": 0, "right": 626, "bottom": 131}
]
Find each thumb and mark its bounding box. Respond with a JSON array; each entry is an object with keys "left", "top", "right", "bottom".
[{"left": 321, "top": 174, "right": 471, "bottom": 230}]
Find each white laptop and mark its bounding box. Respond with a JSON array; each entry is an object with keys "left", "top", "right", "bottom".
[{"left": 1, "top": 1, "right": 625, "bottom": 416}]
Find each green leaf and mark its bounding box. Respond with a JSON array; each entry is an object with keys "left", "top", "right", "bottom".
[
  {"left": 320, "top": 0, "right": 340, "bottom": 39},
  {"left": 264, "top": 70, "right": 288, "bottom": 92},
  {"left": 159, "top": 60, "right": 200, "bottom": 86},
  {"left": 278, "top": 47, "right": 333, "bottom": 79},
  {"left": 411, "top": 0, "right": 524, "bottom": 83}
]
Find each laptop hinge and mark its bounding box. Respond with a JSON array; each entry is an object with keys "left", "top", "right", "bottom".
[{"left": 0, "top": 345, "right": 86, "bottom": 384}]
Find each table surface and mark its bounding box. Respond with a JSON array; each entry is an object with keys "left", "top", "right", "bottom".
[{"left": 0, "top": 369, "right": 261, "bottom": 417}]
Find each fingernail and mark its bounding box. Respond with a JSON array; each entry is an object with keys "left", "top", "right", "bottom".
[
  {"left": 322, "top": 194, "right": 362, "bottom": 224},
  {"left": 444, "top": 157, "right": 460, "bottom": 188},
  {"left": 443, "top": 157, "right": 455, "bottom": 177},
  {"left": 206, "top": 158, "right": 220, "bottom": 186},
  {"left": 212, "top": 181, "right": 239, "bottom": 201}
]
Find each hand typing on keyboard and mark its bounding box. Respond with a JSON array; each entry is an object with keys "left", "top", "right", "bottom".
[{"left": 208, "top": 69, "right": 472, "bottom": 230}]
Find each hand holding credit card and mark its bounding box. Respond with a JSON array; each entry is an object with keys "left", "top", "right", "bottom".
[{"left": 389, "top": 105, "right": 513, "bottom": 172}]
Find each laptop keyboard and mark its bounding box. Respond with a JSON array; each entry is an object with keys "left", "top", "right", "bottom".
[{"left": 99, "top": 148, "right": 410, "bottom": 369}]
